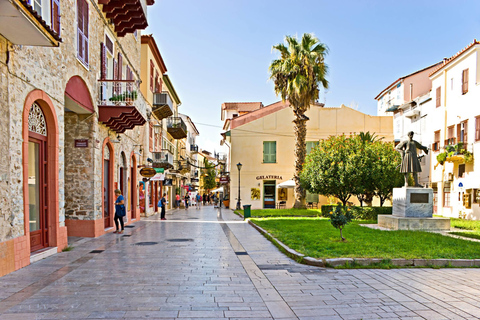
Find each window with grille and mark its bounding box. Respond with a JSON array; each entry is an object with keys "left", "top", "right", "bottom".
[{"left": 263, "top": 141, "right": 276, "bottom": 163}]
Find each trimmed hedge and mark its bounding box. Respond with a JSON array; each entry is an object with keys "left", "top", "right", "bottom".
[{"left": 321, "top": 205, "right": 392, "bottom": 221}]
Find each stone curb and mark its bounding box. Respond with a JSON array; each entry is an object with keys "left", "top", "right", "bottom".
[{"left": 247, "top": 220, "right": 480, "bottom": 269}]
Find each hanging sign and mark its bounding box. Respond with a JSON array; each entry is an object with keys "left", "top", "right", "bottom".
[{"left": 140, "top": 167, "right": 156, "bottom": 178}]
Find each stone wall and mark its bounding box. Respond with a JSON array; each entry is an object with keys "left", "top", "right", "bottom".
[{"left": 64, "top": 113, "right": 96, "bottom": 220}]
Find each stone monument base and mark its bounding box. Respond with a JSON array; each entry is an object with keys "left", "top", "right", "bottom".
[{"left": 378, "top": 215, "right": 451, "bottom": 231}]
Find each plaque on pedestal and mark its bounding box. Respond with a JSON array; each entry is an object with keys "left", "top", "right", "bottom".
[
  {"left": 378, "top": 187, "right": 450, "bottom": 231},
  {"left": 392, "top": 187, "right": 433, "bottom": 218}
]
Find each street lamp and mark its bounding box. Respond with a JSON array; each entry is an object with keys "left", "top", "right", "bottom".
[{"left": 236, "top": 162, "right": 242, "bottom": 210}]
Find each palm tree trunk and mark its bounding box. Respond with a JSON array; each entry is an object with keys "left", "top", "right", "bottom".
[{"left": 293, "top": 113, "right": 307, "bottom": 209}]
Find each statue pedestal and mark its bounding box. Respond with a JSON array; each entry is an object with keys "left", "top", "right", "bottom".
[{"left": 378, "top": 187, "right": 450, "bottom": 231}]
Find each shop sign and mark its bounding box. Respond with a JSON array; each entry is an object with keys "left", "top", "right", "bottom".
[
  {"left": 255, "top": 175, "right": 282, "bottom": 180},
  {"left": 139, "top": 167, "right": 156, "bottom": 178},
  {"left": 220, "top": 177, "right": 229, "bottom": 184},
  {"left": 74, "top": 139, "right": 89, "bottom": 148}
]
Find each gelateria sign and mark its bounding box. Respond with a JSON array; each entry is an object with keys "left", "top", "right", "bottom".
[{"left": 256, "top": 175, "right": 282, "bottom": 180}]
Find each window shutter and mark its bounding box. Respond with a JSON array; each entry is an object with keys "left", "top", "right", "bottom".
[
  {"left": 77, "top": 0, "right": 83, "bottom": 61},
  {"left": 113, "top": 59, "right": 118, "bottom": 80},
  {"left": 51, "top": 0, "right": 61, "bottom": 36},
  {"left": 83, "top": 0, "right": 88, "bottom": 64},
  {"left": 149, "top": 125, "right": 154, "bottom": 152},
  {"left": 464, "top": 121, "right": 468, "bottom": 143},
  {"left": 150, "top": 60, "right": 154, "bottom": 91},
  {"left": 271, "top": 142, "right": 276, "bottom": 163},
  {"left": 462, "top": 69, "right": 469, "bottom": 94},
  {"left": 100, "top": 42, "right": 106, "bottom": 80},
  {"left": 263, "top": 142, "right": 268, "bottom": 163},
  {"left": 117, "top": 52, "right": 123, "bottom": 80},
  {"left": 436, "top": 87, "right": 441, "bottom": 107},
  {"left": 155, "top": 71, "right": 159, "bottom": 93},
  {"left": 476, "top": 117, "right": 480, "bottom": 141}
]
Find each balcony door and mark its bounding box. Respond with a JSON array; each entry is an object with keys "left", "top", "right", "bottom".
[{"left": 28, "top": 103, "right": 49, "bottom": 252}]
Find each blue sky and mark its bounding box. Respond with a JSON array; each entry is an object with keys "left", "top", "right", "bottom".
[{"left": 146, "top": 0, "right": 480, "bottom": 153}]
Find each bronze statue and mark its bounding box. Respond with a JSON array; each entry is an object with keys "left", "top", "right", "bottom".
[{"left": 395, "top": 131, "right": 429, "bottom": 187}]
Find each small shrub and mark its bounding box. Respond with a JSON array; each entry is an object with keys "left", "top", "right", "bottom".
[
  {"left": 329, "top": 204, "right": 354, "bottom": 241},
  {"left": 322, "top": 205, "right": 392, "bottom": 220}
]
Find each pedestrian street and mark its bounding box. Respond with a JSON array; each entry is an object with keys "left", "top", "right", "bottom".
[{"left": 0, "top": 205, "right": 480, "bottom": 320}]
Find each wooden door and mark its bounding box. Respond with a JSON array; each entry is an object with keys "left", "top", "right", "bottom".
[
  {"left": 28, "top": 138, "right": 48, "bottom": 252},
  {"left": 104, "top": 158, "right": 111, "bottom": 228}
]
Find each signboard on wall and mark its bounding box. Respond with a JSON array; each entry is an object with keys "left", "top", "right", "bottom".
[
  {"left": 256, "top": 175, "right": 282, "bottom": 180},
  {"left": 140, "top": 168, "right": 156, "bottom": 178},
  {"left": 74, "top": 139, "right": 88, "bottom": 148}
]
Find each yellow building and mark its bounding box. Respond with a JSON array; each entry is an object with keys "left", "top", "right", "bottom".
[{"left": 224, "top": 101, "right": 394, "bottom": 209}]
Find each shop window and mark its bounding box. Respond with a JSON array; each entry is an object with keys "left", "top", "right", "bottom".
[{"left": 263, "top": 141, "right": 276, "bottom": 163}]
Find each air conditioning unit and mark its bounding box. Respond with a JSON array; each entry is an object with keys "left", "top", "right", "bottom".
[{"left": 153, "top": 152, "right": 165, "bottom": 162}]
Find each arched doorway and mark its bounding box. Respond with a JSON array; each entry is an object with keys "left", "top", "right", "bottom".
[
  {"left": 28, "top": 103, "right": 49, "bottom": 251},
  {"left": 103, "top": 142, "right": 114, "bottom": 229}
]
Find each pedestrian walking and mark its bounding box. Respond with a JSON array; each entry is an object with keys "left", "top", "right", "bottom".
[
  {"left": 184, "top": 193, "right": 190, "bottom": 210},
  {"left": 113, "top": 189, "right": 125, "bottom": 234},
  {"left": 202, "top": 193, "right": 207, "bottom": 206},
  {"left": 159, "top": 193, "right": 167, "bottom": 220},
  {"left": 196, "top": 193, "right": 201, "bottom": 210},
  {"left": 175, "top": 194, "right": 180, "bottom": 208}
]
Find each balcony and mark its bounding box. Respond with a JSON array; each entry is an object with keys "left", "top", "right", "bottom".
[
  {"left": 98, "top": 0, "right": 154, "bottom": 37},
  {"left": 152, "top": 92, "right": 174, "bottom": 120},
  {"left": 167, "top": 117, "right": 187, "bottom": 139},
  {"left": 190, "top": 144, "right": 199, "bottom": 153},
  {"left": 97, "top": 80, "right": 146, "bottom": 133},
  {"left": 179, "top": 156, "right": 191, "bottom": 174},
  {"left": 0, "top": 0, "right": 61, "bottom": 46},
  {"left": 152, "top": 150, "right": 174, "bottom": 169},
  {"left": 437, "top": 143, "right": 474, "bottom": 165},
  {"left": 444, "top": 137, "right": 456, "bottom": 146}
]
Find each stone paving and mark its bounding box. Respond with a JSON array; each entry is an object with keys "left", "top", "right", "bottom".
[{"left": 0, "top": 205, "right": 480, "bottom": 319}]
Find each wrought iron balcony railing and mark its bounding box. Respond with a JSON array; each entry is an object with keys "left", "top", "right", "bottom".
[
  {"left": 166, "top": 117, "right": 187, "bottom": 139},
  {"left": 152, "top": 92, "right": 174, "bottom": 120},
  {"left": 152, "top": 150, "right": 174, "bottom": 169},
  {"left": 98, "top": 80, "right": 139, "bottom": 106}
]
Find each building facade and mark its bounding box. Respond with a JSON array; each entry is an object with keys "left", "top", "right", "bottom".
[
  {"left": 0, "top": 0, "right": 206, "bottom": 277},
  {"left": 429, "top": 40, "right": 480, "bottom": 220},
  {"left": 224, "top": 101, "right": 394, "bottom": 210}
]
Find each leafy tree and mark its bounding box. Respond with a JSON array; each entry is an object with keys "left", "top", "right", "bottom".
[
  {"left": 329, "top": 204, "right": 354, "bottom": 241},
  {"left": 300, "top": 135, "right": 358, "bottom": 206},
  {"left": 269, "top": 33, "right": 329, "bottom": 208},
  {"left": 371, "top": 141, "right": 404, "bottom": 206},
  {"left": 202, "top": 158, "right": 217, "bottom": 191}
]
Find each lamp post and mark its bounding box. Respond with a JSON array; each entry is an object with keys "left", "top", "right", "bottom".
[{"left": 236, "top": 162, "right": 242, "bottom": 210}]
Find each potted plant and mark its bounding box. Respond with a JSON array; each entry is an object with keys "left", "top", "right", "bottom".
[{"left": 436, "top": 152, "right": 447, "bottom": 165}]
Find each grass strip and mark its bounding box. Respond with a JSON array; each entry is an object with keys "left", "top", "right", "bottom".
[{"left": 250, "top": 217, "right": 480, "bottom": 260}]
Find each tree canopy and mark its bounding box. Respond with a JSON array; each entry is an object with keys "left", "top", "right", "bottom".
[{"left": 300, "top": 134, "right": 403, "bottom": 206}]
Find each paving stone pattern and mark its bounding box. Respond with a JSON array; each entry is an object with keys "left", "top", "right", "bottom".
[{"left": 0, "top": 205, "right": 480, "bottom": 319}]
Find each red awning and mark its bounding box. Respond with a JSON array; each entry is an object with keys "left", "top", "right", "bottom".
[{"left": 65, "top": 76, "right": 94, "bottom": 113}]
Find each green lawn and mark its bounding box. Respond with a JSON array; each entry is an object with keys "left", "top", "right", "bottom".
[
  {"left": 235, "top": 208, "right": 322, "bottom": 217},
  {"left": 434, "top": 216, "right": 480, "bottom": 240},
  {"left": 450, "top": 231, "right": 480, "bottom": 240},
  {"left": 250, "top": 217, "right": 480, "bottom": 260}
]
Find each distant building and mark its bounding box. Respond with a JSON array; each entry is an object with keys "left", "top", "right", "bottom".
[
  {"left": 375, "top": 62, "right": 441, "bottom": 116},
  {"left": 223, "top": 101, "right": 393, "bottom": 209}
]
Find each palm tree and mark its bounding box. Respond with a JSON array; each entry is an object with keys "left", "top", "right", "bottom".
[{"left": 269, "top": 33, "right": 329, "bottom": 208}]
